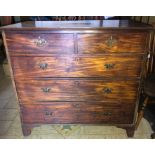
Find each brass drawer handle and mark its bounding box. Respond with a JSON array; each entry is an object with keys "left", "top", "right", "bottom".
[
  {"left": 39, "top": 63, "right": 48, "bottom": 70},
  {"left": 73, "top": 103, "right": 80, "bottom": 108},
  {"left": 104, "top": 63, "right": 115, "bottom": 69},
  {"left": 45, "top": 111, "right": 53, "bottom": 116},
  {"left": 103, "top": 87, "right": 112, "bottom": 94},
  {"left": 105, "top": 36, "right": 117, "bottom": 47},
  {"left": 102, "top": 112, "right": 112, "bottom": 116},
  {"left": 41, "top": 87, "right": 51, "bottom": 93},
  {"left": 33, "top": 36, "right": 47, "bottom": 47}
]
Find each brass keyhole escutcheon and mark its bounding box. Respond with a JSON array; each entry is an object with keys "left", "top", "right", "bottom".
[
  {"left": 74, "top": 57, "right": 81, "bottom": 64},
  {"left": 105, "top": 36, "right": 117, "bottom": 47}
]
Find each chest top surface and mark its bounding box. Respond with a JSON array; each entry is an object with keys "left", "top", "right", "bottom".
[{"left": 0, "top": 20, "right": 153, "bottom": 31}]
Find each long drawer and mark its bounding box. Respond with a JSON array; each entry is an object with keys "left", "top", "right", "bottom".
[
  {"left": 16, "top": 79, "right": 139, "bottom": 102},
  {"left": 21, "top": 103, "right": 135, "bottom": 124},
  {"left": 11, "top": 55, "right": 143, "bottom": 78}
]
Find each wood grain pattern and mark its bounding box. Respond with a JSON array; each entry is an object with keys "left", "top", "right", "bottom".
[
  {"left": 11, "top": 55, "right": 143, "bottom": 78},
  {"left": 15, "top": 79, "right": 139, "bottom": 102},
  {"left": 78, "top": 33, "right": 148, "bottom": 53},
  {"left": 2, "top": 20, "right": 152, "bottom": 137},
  {"left": 21, "top": 103, "right": 135, "bottom": 124},
  {"left": 5, "top": 33, "right": 74, "bottom": 55}
]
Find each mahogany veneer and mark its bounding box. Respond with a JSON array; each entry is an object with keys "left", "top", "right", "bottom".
[{"left": 0, "top": 20, "right": 153, "bottom": 137}]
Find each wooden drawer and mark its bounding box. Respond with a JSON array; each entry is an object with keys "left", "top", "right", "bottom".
[
  {"left": 16, "top": 79, "right": 139, "bottom": 102},
  {"left": 5, "top": 33, "right": 74, "bottom": 55},
  {"left": 21, "top": 103, "right": 135, "bottom": 124},
  {"left": 78, "top": 33, "right": 148, "bottom": 54},
  {"left": 11, "top": 55, "right": 143, "bottom": 78}
]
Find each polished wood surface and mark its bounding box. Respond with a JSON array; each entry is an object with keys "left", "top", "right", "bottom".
[
  {"left": 11, "top": 55, "right": 143, "bottom": 78},
  {"left": 5, "top": 33, "right": 74, "bottom": 54},
  {"left": 78, "top": 33, "right": 148, "bottom": 53},
  {"left": 1, "top": 20, "right": 152, "bottom": 137},
  {"left": 16, "top": 79, "right": 139, "bottom": 102},
  {"left": 5, "top": 32, "right": 148, "bottom": 55},
  {"left": 21, "top": 103, "right": 135, "bottom": 124}
]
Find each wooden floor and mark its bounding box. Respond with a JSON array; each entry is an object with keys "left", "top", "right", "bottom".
[{"left": 0, "top": 65, "right": 153, "bottom": 139}]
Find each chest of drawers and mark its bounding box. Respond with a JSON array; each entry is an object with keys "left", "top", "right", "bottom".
[{"left": 1, "top": 20, "right": 153, "bottom": 137}]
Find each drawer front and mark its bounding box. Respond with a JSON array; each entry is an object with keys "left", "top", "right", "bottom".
[
  {"left": 16, "top": 79, "right": 139, "bottom": 102},
  {"left": 11, "top": 55, "right": 143, "bottom": 78},
  {"left": 6, "top": 33, "right": 74, "bottom": 55},
  {"left": 78, "top": 33, "right": 148, "bottom": 54},
  {"left": 21, "top": 103, "right": 135, "bottom": 124}
]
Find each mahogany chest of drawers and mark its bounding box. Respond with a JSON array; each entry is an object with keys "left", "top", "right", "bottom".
[{"left": 1, "top": 20, "right": 153, "bottom": 137}]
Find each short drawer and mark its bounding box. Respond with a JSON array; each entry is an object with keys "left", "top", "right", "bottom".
[
  {"left": 16, "top": 79, "right": 139, "bottom": 102},
  {"left": 21, "top": 103, "right": 135, "bottom": 124},
  {"left": 5, "top": 33, "right": 74, "bottom": 55},
  {"left": 78, "top": 32, "right": 148, "bottom": 54},
  {"left": 11, "top": 55, "right": 143, "bottom": 78}
]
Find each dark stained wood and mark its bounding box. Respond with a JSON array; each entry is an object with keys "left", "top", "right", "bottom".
[
  {"left": 1, "top": 20, "right": 152, "bottom": 137},
  {"left": 5, "top": 31, "right": 149, "bottom": 55},
  {"left": 78, "top": 33, "right": 148, "bottom": 53},
  {"left": 144, "top": 75, "right": 155, "bottom": 97},
  {"left": 11, "top": 55, "right": 143, "bottom": 78},
  {"left": 151, "top": 133, "right": 155, "bottom": 139},
  {"left": 5, "top": 33, "right": 74, "bottom": 54},
  {"left": 21, "top": 103, "right": 135, "bottom": 124},
  {"left": 20, "top": 101, "right": 135, "bottom": 112},
  {"left": 125, "top": 126, "right": 135, "bottom": 137},
  {"left": 15, "top": 79, "right": 139, "bottom": 102},
  {"left": 22, "top": 124, "right": 32, "bottom": 136},
  {"left": 117, "top": 125, "right": 135, "bottom": 137}
]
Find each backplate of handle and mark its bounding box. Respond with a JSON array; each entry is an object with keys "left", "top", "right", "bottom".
[
  {"left": 45, "top": 111, "right": 53, "bottom": 116},
  {"left": 41, "top": 87, "right": 51, "bottom": 93},
  {"left": 39, "top": 63, "right": 48, "bottom": 70},
  {"left": 102, "top": 112, "right": 112, "bottom": 116},
  {"left": 92, "top": 111, "right": 112, "bottom": 116},
  {"left": 104, "top": 63, "right": 115, "bottom": 69},
  {"left": 33, "top": 36, "right": 47, "bottom": 47},
  {"left": 73, "top": 103, "right": 80, "bottom": 108},
  {"left": 103, "top": 87, "right": 112, "bottom": 94}
]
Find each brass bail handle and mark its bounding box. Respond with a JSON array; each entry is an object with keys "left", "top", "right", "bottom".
[
  {"left": 102, "top": 112, "right": 112, "bottom": 116},
  {"left": 45, "top": 110, "right": 53, "bottom": 116},
  {"left": 103, "top": 87, "right": 112, "bottom": 94},
  {"left": 39, "top": 63, "right": 48, "bottom": 70},
  {"left": 41, "top": 87, "right": 51, "bottom": 93},
  {"left": 33, "top": 36, "right": 47, "bottom": 47},
  {"left": 104, "top": 63, "right": 115, "bottom": 69}
]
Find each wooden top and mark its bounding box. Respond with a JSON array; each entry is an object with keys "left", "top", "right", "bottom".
[{"left": 0, "top": 20, "right": 153, "bottom": 31}]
